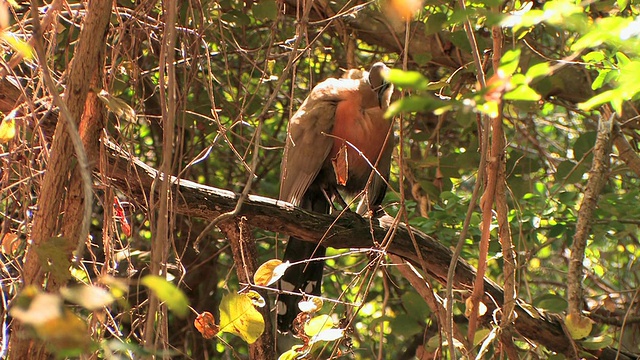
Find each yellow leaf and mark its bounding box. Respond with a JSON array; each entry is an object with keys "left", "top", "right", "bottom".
[
  {"left": 565, "top": 313, "right": 593, "bottom": 339},
  {"left": 1, "top": 32, "right": 34, "bottom": 60},
  {"left": 304, "top": 314, "right": 334, "bottom": 337},
  {"left": 0, "top": 109, "right": 18, "bottom": 143},
  {"left": 219, "top": 293, "right": 265, "bottom": 344},
  {"left": 277, "top": 346, "right": 305, "bottom": 360},
  {"left": 298, "top": 297, "right": 323, "bottom": 313},
  {"left": 245, "top": 290, "right": 266, "bottom": 308},
  {"left": 254, "top": 259, "right": 287, "bottom": 286}
]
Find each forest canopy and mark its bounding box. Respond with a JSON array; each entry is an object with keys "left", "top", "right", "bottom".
[{"left": 0, "top": 0, "right": 640, "bottom": 359}]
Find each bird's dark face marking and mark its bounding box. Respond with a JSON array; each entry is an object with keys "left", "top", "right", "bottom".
[{"left": 367, "top": 62, "right": 393, "bottom": 108}]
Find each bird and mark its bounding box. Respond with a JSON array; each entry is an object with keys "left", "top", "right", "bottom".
[{"left": 277, "top": 62, "right": 394, "bottom": 333}]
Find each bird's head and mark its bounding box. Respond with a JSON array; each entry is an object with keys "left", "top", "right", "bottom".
[{"left": 368, "top": 62, "right": 393, "bottom": 109}]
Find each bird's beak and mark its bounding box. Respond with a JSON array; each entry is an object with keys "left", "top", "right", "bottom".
[{"left": 377, "top": 81, "right": 391, "bottom": 108}]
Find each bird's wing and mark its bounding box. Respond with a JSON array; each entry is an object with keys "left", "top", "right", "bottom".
[{"left": 280, "top": 78, "right": 350, "bottom": 205}]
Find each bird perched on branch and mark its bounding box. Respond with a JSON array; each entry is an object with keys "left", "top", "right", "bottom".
[{"left": 277, "top": 62, "right": 394, "bottom": 333}]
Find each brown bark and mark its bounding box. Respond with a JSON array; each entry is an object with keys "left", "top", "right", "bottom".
[
  {"left": 8, "top": 1, "right": 112, "bottom": 358},
  {"left": 567, "top": 114, "right": 613, "bottom": 315},
  {"left": 58, "top": 45, "right": 107, "bottom": 285}
]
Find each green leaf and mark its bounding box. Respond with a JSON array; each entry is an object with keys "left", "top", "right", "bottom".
[
  {"left": 579, "top": 89, "right": 617, "bottom": 111},
  {"left": 615, "top": 52, "right": 630, "bottom": 66},
  {"left": 503, "top": 84, "right": 541, "bottom": 101},
  {"left": 526, "top": 62, "right": 550, "bottom": 82},
  {"left": 0, "top": 115, "right": 16, "bottom": 143},
  {"left": 313, "top": 328, "right": 344, "bottom": 342},
  {"left": 35, "top": 237, "right": 72, "bottom": 285},
  {"left": 141, "top": 275, "right": 189, "bottom": 318},
  {"left": 221, "top": 10, "right": 252, "bottom": 26},
  {"left": 389, "top": 314, "right": 422, "bottom": 337},
  {"left": 500, "top": 49, "right": 521, "bottom": 76},
  {"left": 533, "top": 293, "right": 568, "bottom": 313},
  {"left": 252, "top": 0, "right": 277, "bottom": 20},
  {"left": 582, "top": 50, "right": 605, "bottom": 63},
  {"left": 556, "top": 160, "right": 586, "bottom": 184},
  {"left": 401, "top": 292, "right": 430, "bottom": 321},
  {"left": 591, "top": 70, "right": 612, "bottom": 90},
  {"left": 425, "top": 12, "right": 447, "bottom": 35},
  {"left": 386, "top": 96, "right": 448, "bottom": 117},
  {"left": 218, "top": 293, "right": 265, "bottom": 344},
  {"left": 413, "top": 52, "right": 432, "bottom": 66},
  {"left": 581, "top": 335, "right": 613, "bottom": 350},
  {"left": 573, "top": 131, "right": 596, "bottom": 160},
  {"left": 386, "top": 69, "right": 429, "bottom": 90}
]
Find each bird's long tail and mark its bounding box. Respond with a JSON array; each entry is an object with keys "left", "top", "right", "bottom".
[{"left": 277, "top": 188, "right": 329, "bottom": 333}]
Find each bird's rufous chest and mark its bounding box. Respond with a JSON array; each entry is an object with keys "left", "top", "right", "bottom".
[{"left": 329, "top": 97, "right": 391, "bottom": 183}]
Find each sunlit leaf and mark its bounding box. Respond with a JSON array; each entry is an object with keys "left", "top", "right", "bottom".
[
  {"left": 386, "top": 69, "right": 429, "bottom": 90},
  {"left": 581, "top": 335, "right": 613, "bottom": 350},
  {"left": 1, "top": 32, "right": 34, "bottom": 60},
  {"left": 219, "top": 293, "right": 265, "bottom": 344},
  {"left": 61, "top": 285, "right": 115, "bottom": 310},
  {"left": 499, "top": 49, "right": 521, "bottom": 76},
  {"left": 141, "top": 275, "right": 189, "bottom": 318},
  {"left": 582, "top": 50, "right": 606, "bottom": 64},
  {"left": 503, "top": 84, "right": 541, "bottom": 101},
  {"left": 254, "top": 259, "right": 286, "bottom": 286},
  {"left": 386, "top": 96, "right": 448, "bottom": 117},
  {"left": 278, "top": 346, "right": 305, "bottom": 360},
  {"left": 332, "top": 143, "right": 349, "bottom": 186},
  {"left": 36, "top": 308, "right": 92, "bottom": 353},
  {"left": 1, "top": 232, "right": 19, "bottom": 256},
  {"left": 10, "top": 292, "right": 63, "bottom": 326},
  {"left": 298, "top": 297, "right": 323, "bottom": 313},
  {"left": 0, "top": 109, "right": 18, "bottom": 143},
  {"left": 525, "top": 62, "right": 550, "bottom": 82},
  {"left": 579, "top": 89, "right": 617, "bottom": 111},
  {"left": 313, "top": 328, "right": 344, "bottom": 342},
  {"left": 194, "top": 311, "right": 219, "bottom": 339},
  {"left": 565, "top": 313, "right": 593, "bottom": 339},
  {"left": 304, "top": 314, "right": 333, "bottom": 337},
  {"left": 464, "top": 297, "right": 487, "bottom": 317},
  {"left": 245, "top": 290, "right": 266, "bottom": 308}
]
